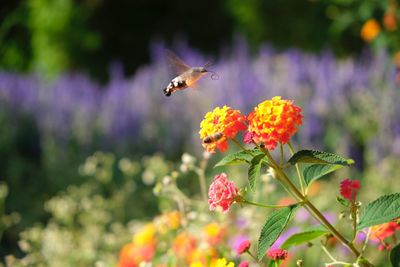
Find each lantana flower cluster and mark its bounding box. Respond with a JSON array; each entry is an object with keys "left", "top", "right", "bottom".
[
  {"left": 199, "top": 106, "right": 247, "bottom": 153},
  {"left": 201, "top": 96, "right": 303, "bottom": 213},
  {"left": 199, "top": 96, "right": 303, "bottom": 152}
]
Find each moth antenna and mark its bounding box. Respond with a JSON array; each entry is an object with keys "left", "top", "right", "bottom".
[{"left": 204, "top": 61, "right": 214, "bottom": 68}]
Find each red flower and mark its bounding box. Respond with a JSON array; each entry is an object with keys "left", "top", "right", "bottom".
[
  {"left": 235, "top": 239, "right": 251, "bottom": 255},
  {"left": 340, "top": 179, "right": 361, "bottom": 201},
  {"left": 208, "top": 173, "right": 239, "bottom": 213},
  {"left": 266, "top": 248, "right": 288, "bottom": 261}
]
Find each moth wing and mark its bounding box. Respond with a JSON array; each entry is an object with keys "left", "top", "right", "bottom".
[{"left": 165, "top": 50, "right": 191, "bottom": 74}]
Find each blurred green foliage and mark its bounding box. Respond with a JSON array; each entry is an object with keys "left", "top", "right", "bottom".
[
  {"left": 2, "top": 152, "right": 166, "bottom": 266},
  {"left": 1, "top": 0, "right": 399, "bottom": 79}
]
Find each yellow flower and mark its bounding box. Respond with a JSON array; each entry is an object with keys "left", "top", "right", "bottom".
[
  {"left": 247, "top": 96, "right": 303, "bottom": 150},
  {"left": 190, "top": 262, "right": 205, "bottom": 267},
  {"left": 361, "top": 19, "right": 381, "bottom": 42},
  {"left": 203, "top": 223, "right": 225, "bottom": 245},
  {"left": 133, "top": 223, "right": 156, "bottom": 246},
  {"left": 199, "top": 106, "right": 247, "bottom": 153},
  {"left": 211, "top": 258, "right": 235, "bottom": 267}
]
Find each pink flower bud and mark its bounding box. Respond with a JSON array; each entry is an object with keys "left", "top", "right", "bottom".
[{"left": 235, "top": 239, "right": 251, "bottom": 255}]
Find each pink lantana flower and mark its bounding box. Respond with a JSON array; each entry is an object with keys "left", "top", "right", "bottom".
[
  {"left": 266, "top": 248, "right": 288, "bottom": 261},
  {"left": 340, "top": 178, "right": 361, "bottom": 201},
  {"left": 238, "top": 262, "right": 249, "bottom": 267},
  {"left": 208, "top": 173, "right": 239, "bottom": 213}
]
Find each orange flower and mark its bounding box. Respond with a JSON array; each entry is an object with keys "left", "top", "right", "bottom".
[
  {"left": 117, "top": 242, "right": 155, "bottom": 267},
  {"left": 371, "top": 221, "right": 400, "bottom": 241},
  {"left": 157, "top": 211, "right": 181, "bottom": 232},
  {"left": 203, "top": 223, "right": 226, "bottom": 245},
  {"left": 173, "top": 232, "right": 197, "bottom": 259},
  {"left": 361, "top": 19, "right": 381, "bottom": 42},
  {"left": 247, "top": 96, "right": 303, "bottom": 150},
  {"left": 383, "top": 12, "right": 397, "bottom": 31},
  {"left": 118, "top": 243, "right": 138, "bottom": 267},
  {"left": 188, "top": 247, "right": 217, "bottom": 266},
  {"left": 370, "top": 221, "right": 400, "bottom": 250},
  {"left": 199, "top": 106, "right": 247, "bottom": 153}
]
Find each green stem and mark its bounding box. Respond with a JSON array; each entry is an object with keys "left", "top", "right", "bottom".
[
  {"left": 263, "top": 149, "right": 300, "bottom": 201},
  {"left": 287, "top": 142, "right": 305, "bottom": 194},
  {"left": 194, "top": 154, "right": 210, "bottom": 203},
  {"left": 321, "top": 240, "right": 357, "bottom": 267},
  {"left": 324, "top": 262, "right": 352, "bottom": 266},
  {"left": 247, "top": 250, "right": 263, "bottom": 267},
  {"left": 361, "top": 228, "right": 371, "bottom": 254},
  {"left": 242, "top": 198, "right": 298, "bottom": 209},
  {"left": 231, "top": 138, "right": 248, "bottom": 151},
  {"left": 321, "top": 242, "right": 337, "bottom": 262},
  {"left": 351, "top": 205, "right": 358, "bottom": 244}
]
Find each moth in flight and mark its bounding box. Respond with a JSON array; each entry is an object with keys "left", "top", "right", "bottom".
[{"left": 163, "top": 50, "right": 219, "bottom": 96}]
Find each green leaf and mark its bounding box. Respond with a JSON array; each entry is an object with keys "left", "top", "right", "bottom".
[
  {"left": 336, "top": 196, "right": 350, "bottom": 207},
  {"left": 280, "top": 229, "right": 329, "bottom": 249},
  {"left": 390, "top": 243, "right": 400, "bottom": 267},
  {"left": 215, "top": 149, "right": 263, "bottom": 167},
  {"left": 248, "top": 154, "right": 265, "bottom": 191},
  {"left": 288, "top": 150, "right": 354, "bottom": 165},
  {"left": 358, "top": 193, "right": 400, "bottom": 229},
  {"left": 303, "top": 164, "right": 344, "bottom": 186},
  {"left": 257, "top": 205, "right": 298, "bottom": 260}
]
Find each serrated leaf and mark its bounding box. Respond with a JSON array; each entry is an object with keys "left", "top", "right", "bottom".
[
  {"left": 280, "top": 229, "right": 329, "bottom": 249},
  {"left": 390, "top": 243, "right": 400, "bottom": 267},
  {"left": 257, "top": 205, "right": 298, "bottom": 260},
  {"left": 303, "top": 164, "right": 344, "bottom": 186},
  {"left": 248, "top": 154, "right": 265, "bottom": 191},
  {"left": 215, "top": 149, "right": 263, "bottom": 167},
  {"left": 288, "top": 150, "right": 354, "bottom": 165},
  {"left": 358, "top": 193, "right": 400, "bottom": 229}
]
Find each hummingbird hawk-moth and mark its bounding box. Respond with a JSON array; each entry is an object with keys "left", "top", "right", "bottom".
[{"left": 163, "top": 50, "right": 219, "bottom": 96}]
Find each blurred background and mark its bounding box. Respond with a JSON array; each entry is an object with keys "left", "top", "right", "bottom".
[{"left": 0, "top": 0, "right": 400, "bottom": 266}]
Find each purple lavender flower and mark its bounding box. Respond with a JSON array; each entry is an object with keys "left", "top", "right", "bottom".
[{"left": 0, "top": 40, "right": 399, "bottom": 159}]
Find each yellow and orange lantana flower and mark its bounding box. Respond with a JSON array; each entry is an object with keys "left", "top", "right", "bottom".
[
  {"left": 199, "top": 106, "right": 247, "bottom": 153},
  {"left": 116, "top": 223, "right": 157, "bottom": 267},
  {"left": 247, "top": 96, "right": 303, "bottom": 150}
]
